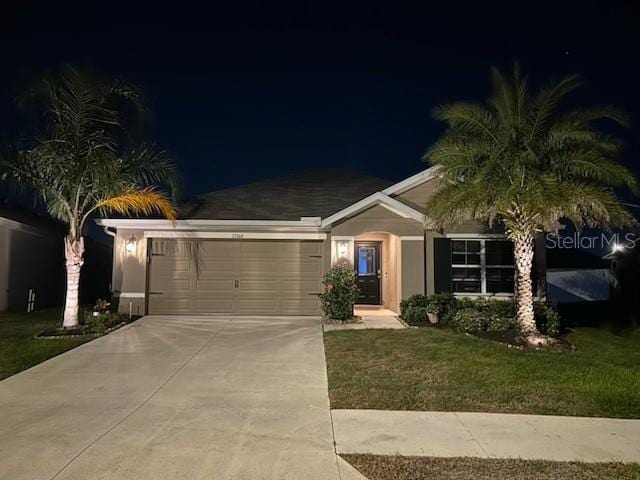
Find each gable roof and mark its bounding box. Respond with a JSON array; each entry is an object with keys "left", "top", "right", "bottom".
[
  {"left": 179, "top": 169, "right": 395, "bottom": 221},
  {"left": 320, "top": 192, "right": 427, "bottom": 228}
]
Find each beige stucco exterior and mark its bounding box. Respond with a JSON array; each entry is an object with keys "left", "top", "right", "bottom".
[
  {"left": 331, "top": 205, "right": 425, "bottom": 237},
  {"left": 106, "top": 168, "right": 525, "bottom": 316},
  {"left": 111, "top": 229, "right": 147, "bottom": 316}
]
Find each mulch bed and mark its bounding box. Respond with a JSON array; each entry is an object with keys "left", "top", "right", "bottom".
[
  {"left": 36, "top": 316, "right": 140, "bottom": 339},
  {"left": 474, "top": 330, "right": 575, "bottom": 352}
]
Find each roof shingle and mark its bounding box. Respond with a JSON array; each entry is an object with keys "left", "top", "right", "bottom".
[{"left": 179, "top": 169, "right": 394, "bottom": 220}]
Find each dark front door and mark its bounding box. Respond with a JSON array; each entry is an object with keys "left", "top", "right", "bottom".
[{"left": 355, "top": 241, "right": 381, "bottom": 304}]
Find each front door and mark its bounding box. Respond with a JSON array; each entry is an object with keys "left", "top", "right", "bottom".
[{"left": 354, "top": 241, "right": 381, "bottom": 304}]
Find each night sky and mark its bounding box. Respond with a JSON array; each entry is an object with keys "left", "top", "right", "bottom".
[{"left": 2, "top": 1, "right": 640, "bottom": 201}]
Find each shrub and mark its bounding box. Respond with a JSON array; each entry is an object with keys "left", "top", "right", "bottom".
[
  {"left": 400, "top": 294, "right": 430, "bottom": 318},
  {"left": 447, "top": 298, "right": 516, "bottom": 333},
  {"left": 482, "top": 298, "right": 516, "bottom": 318},
  {"left": 451, "top": 308, "right": 486, "bottom": 333},
  {"left": 427, "top": 293, "right": 457, "bottom": 324},
  {"left": 486, "top": 314, "right": 515, "bottom": 332},
  {"left": 534, "top": 301, "right": 561, "bottom": 337},
  {"left": 399, "top": 293, "right": 558, "bottom": 336},
  {"left": 320, "top": 263, "right": 359, "bottom": 321},
  {"left": 82, "top": 311, "right": 126, "bottom": 334},
  {"left": 403, "top": 306, "right": 430, "bottom": 326}
]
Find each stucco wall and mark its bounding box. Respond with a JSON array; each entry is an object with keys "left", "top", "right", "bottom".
[
  {"left": 400, "top": 239, "right": 425, "bottom": 299},
  {"left": 331, "top": 205, "right": 424, "bottom": 237},
  {"left": 112, "top": 229, "right": 147, "bottom": 315}
]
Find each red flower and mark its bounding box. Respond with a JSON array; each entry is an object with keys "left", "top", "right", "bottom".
[{"left": 326, "top": 282, "right": 334, "bottom": 291}]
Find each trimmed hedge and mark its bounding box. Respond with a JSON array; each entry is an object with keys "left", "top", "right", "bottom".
[{"left": 400, "top": 293, "right": 561, "bottom": 336}]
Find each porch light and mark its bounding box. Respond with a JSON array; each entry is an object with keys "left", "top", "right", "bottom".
[
  {"left": 331, "top": 238, "right": 354, "bottom": 265},
  {"left": 125, "top": 235, "right": 137, "bottom": 255},
  {"left": 337, "top": 241, "right": 348, "bottom": 258},
  {"left": 612, "top": 243, "right": 624, "bottom": 253}
]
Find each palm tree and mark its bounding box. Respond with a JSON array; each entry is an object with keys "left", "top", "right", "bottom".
[
  {"left": 425, "top": 65, "right": 637, "bottom": 343},
  {"left": 1, "top": 66, "right": 177, "bottom": 328}
]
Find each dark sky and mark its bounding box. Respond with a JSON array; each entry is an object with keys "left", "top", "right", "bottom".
[{"left": 2, "top": 1, "right": 640, "bottom": 200}]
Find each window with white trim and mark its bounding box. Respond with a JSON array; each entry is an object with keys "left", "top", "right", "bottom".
[{"left": 451, "top": 239, "right": 514, "bottom": 294}]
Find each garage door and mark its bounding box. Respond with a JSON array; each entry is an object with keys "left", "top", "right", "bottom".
[{"left": 147, "top": 239, "right": 324, "bottom": 315}]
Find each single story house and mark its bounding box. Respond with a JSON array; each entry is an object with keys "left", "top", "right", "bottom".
[
  {"left": 0, "top": 202, "right": 64, "bottom": 311},
  {"left": 0, "top": 201, "right": 114, "bottom": 312},
  {"left": 97, "top": 168, "right": 546, "bottom": 316}
]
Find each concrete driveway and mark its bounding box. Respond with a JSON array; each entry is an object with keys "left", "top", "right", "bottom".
[{"left": 0, "top": 316, "right": 342, "bottom": 480}]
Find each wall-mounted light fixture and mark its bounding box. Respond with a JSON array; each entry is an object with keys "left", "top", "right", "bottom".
[
  {"left": 337, "top": 240, "right": 348, "bottom": 258},
  {"left": 331, "top": 238, "right": 354, "bottom": 265},
  {"left": 125, "top": 235, "right": 137, "bottom": 255}
]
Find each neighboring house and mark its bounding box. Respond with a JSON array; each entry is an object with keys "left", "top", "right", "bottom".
[
  {"left": 0, "top": 203, "right": 64, "bottom": 311},
  {"left": 98, "top": 168, "right": 546, "bottom": 316},
  {"left": 0, "top": 201, "right": 113, "bottom": 312}
]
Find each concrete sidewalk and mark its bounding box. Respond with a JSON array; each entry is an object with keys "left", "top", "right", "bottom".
[
  {"left": 324, "top": 315, "right": 404, "bottom": 331},
  {"left": 332, "top": 409, "right": 640, "bottom": 462}
]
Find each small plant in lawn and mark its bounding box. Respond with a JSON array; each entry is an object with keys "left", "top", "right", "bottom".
[
  {"left": 92, "top": 298, "right": 111, "bottom": 314},
  {"left": 320, "top": 263, "right": 359, "bottom": 322}
]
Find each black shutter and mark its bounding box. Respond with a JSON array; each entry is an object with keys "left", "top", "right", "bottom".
[{"left": 434, "top": 238, "right": 452, "bottom": 293}]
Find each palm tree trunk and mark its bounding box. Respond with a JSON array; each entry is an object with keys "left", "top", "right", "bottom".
[
  {"left": 62, "top": 236, "right": 84, "bottom": 328},
  {"left": 513, "top": 233, "right": 538, "bottom": 337}
]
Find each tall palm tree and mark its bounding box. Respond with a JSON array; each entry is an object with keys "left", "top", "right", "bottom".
[
  {"left": 425, "top": 65, "right": 637, "bottom": 342},
  {"left": 1, "top": 66, "right": 177, "bottom": 328}
]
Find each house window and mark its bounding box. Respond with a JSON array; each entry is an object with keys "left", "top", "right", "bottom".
[{"left": 451, "top": 239, "right": 514, "bottom": 295}]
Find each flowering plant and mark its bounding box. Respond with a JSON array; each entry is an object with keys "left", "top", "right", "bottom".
[{"left": 320, "top": 263, "right": 359, "bottom": 321}]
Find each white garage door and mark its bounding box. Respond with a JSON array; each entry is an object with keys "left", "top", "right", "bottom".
[{"left": 147, "top": 239, "right": 324, "bottom": 315}]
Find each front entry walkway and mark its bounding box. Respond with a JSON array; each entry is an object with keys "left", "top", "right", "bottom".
[
  {"left": 0, "top": 316, "right": 345, "bottom": 480},
  {"left": 332, "top": 409, "right": 640, "bottom": 462}
]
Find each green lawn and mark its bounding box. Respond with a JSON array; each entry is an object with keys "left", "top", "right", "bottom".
[
  {"left": 324, "top": 327, "right": 640, "bottom": 418},
  {"left": 343, "top": 455, "right": 640, "bottom": 480},
  {"left": 0, "top": 309, "right": 91, "bottom": 380}
]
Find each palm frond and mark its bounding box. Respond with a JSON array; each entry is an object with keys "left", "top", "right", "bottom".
[
  {"left": 426, "top": 64, "right": 636, "bottom": 234},
  {"left": 560, "top": 106, "right": 630, "bottom": 129},
  {"left": 433, "top": 103, "right": 499, "bottom": 144},
  {"left": 95, "top": 187, "right": 176, "bottom": 220},
  {"left": 527, "top": 74, "right": 583, "bottom": 141},
  {"left": 8, "top": 66, "right": 181, "bottom": 237},
  {"left": 120, "top": 143, "right": 180, "bottom": 199}
]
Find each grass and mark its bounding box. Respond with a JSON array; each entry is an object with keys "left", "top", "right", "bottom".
[
  {"left": 324, "top": 327, "right": 640, "bottom": 418},
  {"left": 342, "top": 455, "right": 640, "bottom": 480},
  {"left": 0, "top": 309, "right": 92, "bottom": 380}
]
